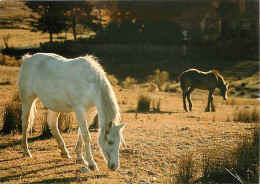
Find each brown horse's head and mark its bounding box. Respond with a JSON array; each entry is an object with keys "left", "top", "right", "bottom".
[{"left": 219, "top": 83, "right": 228, "bottom": 100}]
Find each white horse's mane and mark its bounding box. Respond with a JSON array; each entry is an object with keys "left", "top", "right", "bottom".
[{"left": 82, "top": 55, "right": 121, "bottom": 126}]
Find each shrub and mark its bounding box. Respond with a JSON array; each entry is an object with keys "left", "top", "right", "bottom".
[
  {"left": 147, "top": 83, "right": 159, "bottom": 92},
  {"left": 106, "top": 74, "right": 119, "bottom": 87},
  {"left": 137, "top": 94, "right": 151, "bottom": 112},
  {"left": 58, "top": 113, "right": 73, "bottom": 133},
  {"left": 1, "top": 98, "right": 22, "bottom": 134},
  {"left": 0, "top": 53, "right": 22, "bottom": 66},
  {"left": 175, "top": 153, "right": 195, "bottom": 184},
  {"left": 234, "top": 107, "right": 259, "bottom": 123},
  {"left": 121, "top": 77, "right": 137, "bottom": 89},
  {"left": 147, "top": 69, "right": 169, "bottom": 90}
]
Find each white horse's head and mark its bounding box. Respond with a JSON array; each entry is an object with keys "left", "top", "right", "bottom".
[{"left": 98, "top": 121, "right": 126, "bottom": 171}]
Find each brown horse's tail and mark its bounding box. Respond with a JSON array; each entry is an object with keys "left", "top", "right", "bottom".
[{"left": 179, "top": 72, "right": 187, "bottom": 92}]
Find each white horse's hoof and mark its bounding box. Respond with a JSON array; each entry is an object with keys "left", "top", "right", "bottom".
[
  {"left": 89, "top": 164, "right": 99, "bottom": 171},
  {"left": 76, "top": 158, "right": 87, "bottom": 165},
  {"left": 23, "top": 152, "right": 32, "bottom": 158},
  {"left": 61, "top": 153, "right": 71, "bottom": 158}
]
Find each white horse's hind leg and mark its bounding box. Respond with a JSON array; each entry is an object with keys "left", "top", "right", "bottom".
[
  {"left": 21, "top": 98, "right": 36, "bottom": 157},
  {"left": 75, "top": 107, "right": 99, "bottom": 171},
  {"left": 75, "top": 130, "right": 86, "bottom": 164},
  {"left": 47, "top": 110, "right": 70, "bottom": 158}
]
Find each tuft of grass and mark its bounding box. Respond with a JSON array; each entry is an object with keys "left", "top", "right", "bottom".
[
  {"left": 200, "top": 125, "right": 259, "bottom": 183},
  {"left": 137, "top": 93, "right": 151, "bottom": 112},
  {"left": 152, "top": 98, "right": 161, "bottom": 112},
  {"left": 40, "top": 112, "right": 52, "bottom": 139},
  {"left": 225, "top": 97, "right": 237, "bottom": 105},
  {"left": 175, "top": 153, "right": 195, "bottom": 184},
  {"left": 58, "top": 113, "right": 73, "bottom": 133},
  {"left": 1, "top": 100, "right": 22, "bottom": 134},
  {"left": 233, "top": 107, "right": 259, "bottom": 123}
]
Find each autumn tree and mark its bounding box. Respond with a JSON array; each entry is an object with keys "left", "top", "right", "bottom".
[{"left": 64, "top": 2, "right": 94, "bottom": 42}]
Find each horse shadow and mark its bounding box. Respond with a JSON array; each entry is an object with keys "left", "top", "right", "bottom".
[{"left": 0, "top": 134, "right": 52, "bottom": 150}]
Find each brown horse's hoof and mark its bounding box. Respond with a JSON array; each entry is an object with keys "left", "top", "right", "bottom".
[{"left": 204, "top": 108, "right": 210, "bottom": 112}]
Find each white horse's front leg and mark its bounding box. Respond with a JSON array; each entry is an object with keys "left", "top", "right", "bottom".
[
  {"left": 75, "top": 108, "right": 99, "bottom": 171},
  {"left": 47, "top": 110, "right": 70, "bottom": 158}
]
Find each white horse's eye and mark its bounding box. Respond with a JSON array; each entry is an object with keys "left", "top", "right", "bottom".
[{"left": 108, "top": 141, "right": 114, "bottom": 145}]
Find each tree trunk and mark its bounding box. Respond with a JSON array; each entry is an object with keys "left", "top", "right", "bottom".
[
  {"left": 73, "top": 19, "right": 77, "bottom": 42},
  {"left": 49, "top": 31, "right": 53, "bottom": 43}
]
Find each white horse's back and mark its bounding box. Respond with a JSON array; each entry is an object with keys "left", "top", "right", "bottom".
[{"left": 19, "top": 53, "right": 105, "bottom": 113}]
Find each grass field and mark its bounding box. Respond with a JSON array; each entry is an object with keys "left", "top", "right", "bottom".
[{"left": 0, "top": 65, "right": 258, "bottom": 183}]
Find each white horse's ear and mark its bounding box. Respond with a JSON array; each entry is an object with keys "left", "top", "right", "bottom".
[
  {"left": 108, "top": 120, "right": 113, "bottom": 129},
  {"left": 118, "top": 122, "right": 127, "bottom": 130}
]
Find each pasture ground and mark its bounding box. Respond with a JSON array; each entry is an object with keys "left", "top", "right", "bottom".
[{"left": 0, "top": 65, "right": 258, "bottom": 183}]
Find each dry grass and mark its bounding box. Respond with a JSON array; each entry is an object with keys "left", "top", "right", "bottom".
[
  {"left": 234, "top": 106, "right": 259, "bottom": 123},
  {"left": 200, "top": 125, "right": 259, "bottom": 183},
  {"left": 0, "top": 65, "right": 259, "bottom": 183},
  {"left": 0, "top": 53, "right": 22, "bottom": 66}
]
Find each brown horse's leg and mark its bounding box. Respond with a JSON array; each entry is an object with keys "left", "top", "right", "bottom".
[
  {"left": 187, "top": 88, "right": 194, "bottom": 111},
  {"left": 183, "top": 92, "right": 188, "bottom": 112},
  {"left": 211, "top": 95, "right": 215, "bottom": 112},
  {"left": 205, "top": 90, "right": 214, "bottom": 112}
]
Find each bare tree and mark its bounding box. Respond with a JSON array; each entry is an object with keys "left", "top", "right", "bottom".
[{"left": 2, "top": 33, "right": 12, "bottom": 49}]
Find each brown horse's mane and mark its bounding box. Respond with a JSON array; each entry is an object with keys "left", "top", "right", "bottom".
[{"left": 210, "top": 70, "right": 226, "bottom": 85}]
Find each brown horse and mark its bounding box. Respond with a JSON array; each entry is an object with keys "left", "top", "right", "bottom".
[{"left": 179, "top": 69, "right": 228, "bottom": 112}]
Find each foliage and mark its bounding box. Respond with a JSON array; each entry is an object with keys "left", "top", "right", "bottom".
[
  {"left": 26, "top": 2, "right": 68, "bottom": 42},
  {"left": 137, "top": 94, "right": 151, "bottom": 112},
  {"left": 121, "top": 77, "right": 137, "bottom": 89},
  {"left": 63, "top": 2, "right": 94, "bottom": 41},
  {"left": 147, "top": 69, "right": 169, "bottom": 90},
  {"left": 107, "top": 74, "right": 119, "bottom": 86}
]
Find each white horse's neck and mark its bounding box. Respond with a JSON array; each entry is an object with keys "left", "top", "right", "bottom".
[{"left": 95, "top": 76, "right": 120, "bottom": 134}]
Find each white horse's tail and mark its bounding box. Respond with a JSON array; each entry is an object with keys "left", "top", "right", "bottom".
[{"left": 28, "top": 100, "right": 36, "bottom": 130}]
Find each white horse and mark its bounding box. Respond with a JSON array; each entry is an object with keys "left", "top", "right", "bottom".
[{"left": 18, "top": 53, "right": 126, "bottom": 171}]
